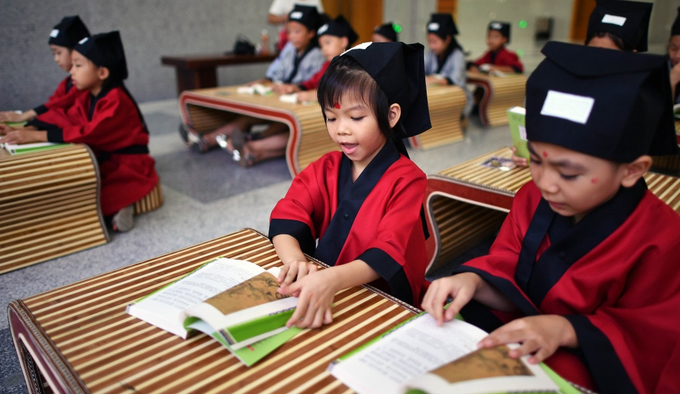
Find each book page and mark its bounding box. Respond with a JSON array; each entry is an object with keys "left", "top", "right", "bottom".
[
  {"left": 330, "top": 314, "right": 488, "bottom": 394},
  {"left": 127, "top": 258, "right": 267, "bottom": 338}
]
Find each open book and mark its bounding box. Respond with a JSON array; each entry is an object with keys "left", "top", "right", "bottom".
[
  {"left": 0, "top": 142, "right": 67, "bottom": 155},
  {"left": 329, "top": 313, "right": 579, "bottom": 394},
  {"left": 507, "top": 106, "right": 529, "bottom": 159},
  {"left": 126, "top": 258, "right": 300, "bottom": 366}
]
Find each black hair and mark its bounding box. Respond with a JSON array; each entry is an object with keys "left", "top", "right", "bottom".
[
  {"left": 317, "top": 56, "right": 402, "bottom": 145},
  {"left": 586, "top": 32, "right": 634, "bottom": 51}
]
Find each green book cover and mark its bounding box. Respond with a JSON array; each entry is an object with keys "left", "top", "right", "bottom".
[{"left": 508, "top": 106, "right": 529, "bottom": 159}]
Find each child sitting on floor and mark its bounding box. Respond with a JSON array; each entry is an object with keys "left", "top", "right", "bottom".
[
  {"left": 269, "top": 42, "right": 432, "bottom": 328},
  {"left": 0, "top": 31, "right": 159, "bottom": 232},
  {"left": 469, "top": 21, "right": 523, "bottom": 74},
  {"left": 0, "top": 16, "right": 90, "bottom": 123},
  {"left": 422, "top": 42, "right": 680, "bottom": 394}
]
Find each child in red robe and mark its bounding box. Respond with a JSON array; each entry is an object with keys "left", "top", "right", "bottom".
[
  {"left": 0, "top": 16, "right": 89, "bottom": 123},
  {"left": 0, "top": 31, "right": 159, "bottom": 232},
  {"left": 422, "top": 42, "right": 680, "bottom": 394},
  {"left": 469, "top": 21, "right": 523, "bottom": 74},
  {"left": 269, "top": 42, "right": 432, "bottom": 328}
]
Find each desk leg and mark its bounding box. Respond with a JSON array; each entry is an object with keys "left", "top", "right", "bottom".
[{"left": 174, "top": 67, "right": 218, "bottom": 95}]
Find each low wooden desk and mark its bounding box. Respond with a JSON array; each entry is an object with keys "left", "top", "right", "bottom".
[
  {"left": 161, "top": 53, "right": 277, "bottom": 95},
  {"left": 179, "top": 85, "right": 465, "bottom": 177},
  {"left": 8, "top": 228, "right": 418, "bottom": 394},
  {"left": 467, "top": 73, "right": 527, "bottom": 127},
  {"left": 425, "top": 148, "right": 680, "bottom": 272},
  {"left": 0, "top": 144, "right": 109, "bottom": 275}
]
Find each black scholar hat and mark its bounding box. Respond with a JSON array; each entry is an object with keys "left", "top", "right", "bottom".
[
  {"left": 338, "top": 42, "right": 431, "bottom": 137},
  {"left": 373, "top": 22, "right": 399, "bottom": 42},
  {"left": 526, "top": 41, "right": 677, "bottom": 163},
  {"left": 488, "top": 21, "right": 511, "bottom": 43},
  {"left": 586, "top": 0, "right": 652, "bottom": 52},
  {"left": 672, "top": 7, "right": 680, "bottom": 37},
  {"left": 427, "top": 13, "right": 458, "bottom": 40},
  {"left": 288, "top": 4, "right": 321, "bottom": 32},
  {"left": 75, "top": 31, "right": 128, "bottom": 81},
  {"left": 48, "top": 15, "right": 90, "bottom": 49},
  {"left": 317, "top": 15, "right": 359, "bottom": 46}
]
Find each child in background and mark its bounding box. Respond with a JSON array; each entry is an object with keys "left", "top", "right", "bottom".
[
  {"left": 668, "top": 7, "right": 680, "bottom": 102},
  {"left": 188, "top": 4, "right": 326, "bottom": 152},
  {"left": 228, "top": 15, "right": 359, "bottom": 167},
  {"left": 0, "top": 16, "right": 89, "bottom": 123},
  {"left": 585, "top": 0, "right": 652, "bottom": 51},
  {"left": 469, "top": 21, "right": 523, "bottom": 74},
  {"left": 268, "top": 0, "right": 324, "bottom": 52},
  {"left": 269, "top": 42, "right": 432, "bottom": 328},
  {"left": 371, "top": 22, "right": 399, "bottom": 43},
  {"left": 424, "top": 13, "right": 473, "bottom": 118},
  {"left": 422, "top": 42, "right": 680, "bottom": 394},
  {"left": 0, "top": 32, "right": 159, "bottom": 233}
]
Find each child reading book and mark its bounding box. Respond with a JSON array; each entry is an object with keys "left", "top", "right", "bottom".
[
  {"left": 422, "top": 42, "right": 680, "bottom": 394},
  {"left": 585, "top": 0, "right": 652, "bottom": 51},
  {"left": 225, "top": 15, "right": 358, "bottom": 167},
  {"left": 469, "top": 21, "right": 523, "bottom": 74},
  {"left": 269, "top": 42, "right": 432, "bottom": 328},
  {"left": 0, "top": 16, "right": 90, "bottom": 123},
  {"left": 0, "top": 31, "right": 159, "bottom": 232}
]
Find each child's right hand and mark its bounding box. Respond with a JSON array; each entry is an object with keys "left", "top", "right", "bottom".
[
  {"left": 278, "top": 260, "right": 318, "bottom": 289},
  {"left": 421, "top": 273, "right": 482, "bottom": 326},
  {"left": 509, "top": 147, "right": 529, "bottom": 167},
  {"left": 0, "top": 111, "right": 24, "bottom": 122}
]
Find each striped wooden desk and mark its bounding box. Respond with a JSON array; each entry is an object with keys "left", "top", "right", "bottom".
[
  {"left": 8, "top": 228, "right": 419, "bottom": 394},
  {"left": 467, "top": 73, "right": 527, "bottom": 127},
  {"left": 425, "top": 148, "right": 680, "bottom": 272},
  {"left": 179, "top": 85, "right": 465, "bottom": 177},
  {"left": 0, "top": 144, "right": 109, "bottom": 275}
]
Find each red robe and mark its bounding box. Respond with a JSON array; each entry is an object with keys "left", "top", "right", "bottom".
[
  {"left": 457, "top": 180, "right": 680, "bottom": 394},
  {"left": 269, "top": 142, "right": 429, "bottom": 306},
  {"left": 299, "top": 60, "right": 329, "bottom": 91},
  {"left": 32, "top": 76, "right": 83, "bottom": 125},
  {"left": 44, "top": 84, "right": 158, "bottom": 216},
  {"left": 473, "top": 46, "right": 524, "bottom": 73}
]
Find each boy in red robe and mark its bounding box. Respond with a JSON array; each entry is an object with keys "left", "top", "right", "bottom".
[
  {"left": 0, "top": 31, "right": 159, "bottom": 232},
  {"left": 469, "top": 21, "right": 523, "bottom": 74},
  {"left": 423, "top": 42, "right": 680, "bottom": 394},
  {"left": 0, "top": 16, "right": 89, "bottom": 123}
]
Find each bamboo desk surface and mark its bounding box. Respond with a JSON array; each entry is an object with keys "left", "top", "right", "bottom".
[
  {"left": 179, "top": 85, "right": 465, "bottom": 177},
  {"left": 8, "top": 228, "right": 419, "bottom": 394},
  {"left": 467, "top": 73, "right": 527, "bottom": 127}
]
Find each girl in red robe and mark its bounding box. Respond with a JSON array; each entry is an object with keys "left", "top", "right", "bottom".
[
  {"left": 269, "top": 42, "right": 432, "bottom": 329},
  {"left": 422, "top": 42, "right": 680, "bottom": 394},
  {"left": 0, "top": 31, "right": 158, "bottom": 232}
]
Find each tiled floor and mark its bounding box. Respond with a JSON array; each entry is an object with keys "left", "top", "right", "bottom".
[{"left": 0, "top": 96, "right": 513, "bottom": 392}]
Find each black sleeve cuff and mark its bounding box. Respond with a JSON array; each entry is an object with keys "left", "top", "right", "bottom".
[
  {"left": 269, "top": 218, "right": 316, "bottom": 256},
  {"left": 564, "top": 315, "right": 637, "bottom": 394},
  {"left": 356, "top": 248, "right": 413, "bottom": 305},
  {"left": 46, "top": 128, "right": 64, "bottom": 143},
  {"left": 511, "top": 65, "right": 522, "bottom": 73},
  {"left": 33, "top": 105, "right": 48, "bottom": 115},
  {"left": 297, "top": 85, "right": 307, "bottom": 91},
  {"left": 446, "top": 77, "right": 454, "bottom": 85}
]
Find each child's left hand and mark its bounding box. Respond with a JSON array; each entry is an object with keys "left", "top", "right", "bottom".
[
  {"left": 0, "top": 129, "right": 46, "bottom": 144},
  {"left": 271, "top": 83, "right": 300, "bottom": 94},
  {"left": 477, "top": 315, "right": 578, "bottom": 364},
  {"left": 279, "top": 268, "right": 338, "bottom": 329}
]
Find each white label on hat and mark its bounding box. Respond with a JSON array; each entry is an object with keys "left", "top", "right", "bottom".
[
  {"left": 290, "top": 11, "right": 303, "bottom": 20},
  {"left": 490, "top": 22, "right": 503, "bottom": 30},
  {"left": 601, "top": 14, "right": 626, "bottom": 26},
  {"left": 341, "top": 41, "right": 372, "bottom": 56},
  {"left": 318, "top": 24, "right": 329, "bottom": 34},
  {"left": 50, "top": 29, "right": 59, "bottom": 38},
  {"left": 540, "top": 90, "right": 594, "bottom": 125},
  {"left": 78, "top": 37, "right": 89, "bottom": 44},
  {"left": 428, "top": 22, "right": 440, "bottom": 31}
]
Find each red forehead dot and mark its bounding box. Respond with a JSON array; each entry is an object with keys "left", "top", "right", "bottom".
[
  {"left": 542, "top": 152, "right": 548, "bottom": 158},
  {"left": 334, "top": 103, "right": 341, "bottom": 109}
]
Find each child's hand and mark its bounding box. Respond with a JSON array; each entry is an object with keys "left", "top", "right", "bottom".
[
  {"left": 296, "top": 91, "right": 315, "bottom": 103},
  {"left": 421, "top": 273, "right": 482, "bottom": 326},
  {"left": 425, "top": 75, "right": 447, "bottom": 86},
  {"left": 0, "top": 129, "right": 46, "bottom": 144},
  {"left": 278, "top": 259, "right": 318, "bottom": 288},
  {"left": 0, "top": 111, "right": 23, "bottom": 122},
  {"left": 509, "top": 147, "right": 529, "bottom": 167},
  {"left": 468, "top": 64, "right": 481, "bottom": 73},
  {"left": 281, "top": 268, "right": 337, "bottom": 328},
  {"left": 477, "top": 315, "right": 578, "bottom": 364},
  {"left": 0, "top": 124, "right": 14, "bottom": 135},
  {"left": 271, "top": 83, "right": 299, "bottom": 94}
]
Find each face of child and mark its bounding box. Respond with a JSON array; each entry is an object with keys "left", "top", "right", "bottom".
[
  {"left": 669, "top": 36, "right": 680, "bottom": 66},
  {"left": 486, "top": 30, "right": 507, "bottom": 52},
  {"left": 319, "top": 35, "right": 347, "bottom": 61},
  {"left": 50, "top": 44, "right": 72, "bottom": 72},
  {"left": 287, "top": 21, "right": 315, "bottom": 51},
  {"left": 427, "top": 33, "right": 450, "bottom": 56},
  {"left": 323, "top": 94, "right": 387, "bottom": 170},
  {"left": 587, "top": 36, "right": 621, "bottom": 51},
  {"left": 70, "top": 50, "right": 102, "bottom": 92},
  {"left": 371, "top": 33, "right": 391, "bottom": 43},
  {"left": 528, "top": 141, "right": 627, "bottom": 223}
]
